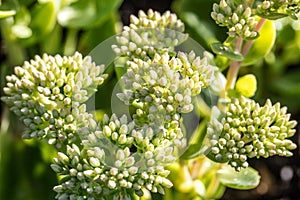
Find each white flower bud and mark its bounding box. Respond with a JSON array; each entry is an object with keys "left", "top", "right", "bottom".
[
  {"left": 89, "top": 157, "right": 100, "bottom": 167},
  {"left": 103, "top": 125, "right": 112, "bottom": 137},
  {"left": 112, "top": 132, "right": 119, "bottom": 141},
  {"left": 57, "top": 152, "right": 69, "bottom": 164},
  {"left": 125, "top": 156, "right": 135, "bottom": 166},
  {"left": 110, "top": 168, "right": 118, "bottom": 176},
  {"left": 128, "top": 166, "right": 138, "bottom": 174},
  {"left": 108, "top": 180, "right": 117, "bottom": 189}
]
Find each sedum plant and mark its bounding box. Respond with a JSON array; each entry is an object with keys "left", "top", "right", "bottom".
[{"left": 1, "top": 1, "right": 299, "bottom": 200}]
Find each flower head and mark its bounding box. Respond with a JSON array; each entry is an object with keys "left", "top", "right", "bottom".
[
  {"left": 52, "top": 114, "right": 174, "bottom": 199},
  {"left": 211, "top": 0, "right": 258, "bottom": 39},
  {"left": 112, "top": 9, "right": 188, "bottom": 60},
  {"left": 256, "top": 0, "right": 300, "bottom": 20},
  {"left": 207, "top": 96, "right": 297, "bottom": 171},
  {"left": 2, "top": 52, "right": 107, "bottom": 144}
]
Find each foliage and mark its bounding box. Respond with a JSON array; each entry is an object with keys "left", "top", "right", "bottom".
[{"left": 1, "top": 0, "right": 300, "bottom": 199}]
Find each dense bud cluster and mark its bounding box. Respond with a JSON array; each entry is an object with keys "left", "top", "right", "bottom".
[
  {"left": 2, "top": 52, "right": 107, "bottom": 145},
  {"left": 211, "top": 0, "right": 258, "bottom": 39},
  {"left": 207, "top": 96, "right": 297, "bottom": 171},
  {"left": 256, "top": 0, "right": 300, "bottom": 19},
  {"left": 47, "top": 9, "right": 215, "bottom": 198},
  {"left": 52, "top": 116, "right": 173, "bottom": 199},
  {"left": 112, "top": 9, "right": 188, "bottom": 60},
  {"left": 118, "top": 50, "right": 215, "bottom": 118}
]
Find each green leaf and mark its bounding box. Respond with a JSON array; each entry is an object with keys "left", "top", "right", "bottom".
[
  {"left": 78, "top": 14, "right": 118, "bottom": 53},
  {"left": 217, "top": 165, "right": 261, "bottom": 190},
  {"left": 11, "top": 24, "right": 32, "bottom": 38},
  {"left": 180, "top": 120, "right": 208, "bottom": 160},
  {"left": 235, "top": 74, "right": 257, "bottom": 98},
  {"left": 180, "top": 144, "right": 205, "bottom": 160},
  {"left": 211, "top": 42, "right": 244, "bottom": 61},
  {"left": 215, "top": 55, "right": 230, "bottom": 71},
  {"left": 180, "top": 12, "right": 218, "bottom": 48},
  {"left": 0, "top": 10, "right": 16, "bottom": 19},
  {"left": 15, "top": 6, "right": 31, "bottom": 25},
  {"left": 17, "top": 0, "right": 56, "bottom": 46},
  {"left": 57, "top": 0, "right": 96, "bottom": 28},
  {"left": 257, "top": 12, "right": 288, "bottom": 20},
  {"left": 242, "top": 19, "right": 276, "bottom": 66},
  {"left": 57, "top": 0, "right": 122, "bottom": 28},
  {"left": 31, "top": 1, "right": 56, "bottom": 34}
]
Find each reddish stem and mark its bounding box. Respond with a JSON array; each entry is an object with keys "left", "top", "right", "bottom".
[{"left": 225, "top": 18, "right": 267, "bottom": 91}]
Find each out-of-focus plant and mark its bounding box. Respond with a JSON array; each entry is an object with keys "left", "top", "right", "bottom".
[
  {"left": 1, "top": 0, "right": 300, "bottom": 200},
  {"left": 0, "top": 0, "right": 122, "bottom": 199}
]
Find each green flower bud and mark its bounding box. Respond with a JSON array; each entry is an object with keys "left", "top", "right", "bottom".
[{"left": 207, "top": 96, "right": 297, "bottom": 171}]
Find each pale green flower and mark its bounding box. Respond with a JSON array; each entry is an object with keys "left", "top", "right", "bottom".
[
  {"left": 211, "top": 0, "right": 258, "bottom": 39},
  {"left": 256, "top": 0, "right": 300, "bottom": 19},
  {"left": 52, "top": 114, "right": 173, "bottom": 200},
  {"left": 2, "top": 52, "right": 107, "bottom": 144},
  {"left": 207, "top": 96, "right": 297, "bottom": 171},
  {"left": 112, "top": 9, "right": 188, "bottom": 60}
]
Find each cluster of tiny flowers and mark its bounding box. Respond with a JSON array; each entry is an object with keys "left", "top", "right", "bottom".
[
  {"left": 207, "top": 96, "right": 297, "bottom": 171},
  {"left": 112, "top": 9, "right": 188, "bottom": 61},
  {"left": 211, "top": 0, "right": 258, "bottom": 39},
  {"left": 256, "top": 0, "right": 300, "bottom": 19},
  {"left": 117, "top": 50, "right": 215, "bottom": 148},
  {"left": 1, "top": 52, "right": 107, "bottom": 145},
  {"left": 52, "top": 115, "right": 173, "bottom": 199}
]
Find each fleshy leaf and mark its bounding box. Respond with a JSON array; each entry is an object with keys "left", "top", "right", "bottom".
[
  {"left": 257, "top": 12, "right": 288, "bottom": 20},
  {"left": 57, "top": 0, "right": 122, "bottom": 28},
  {"left": 242, "top": 19, "right": 276, "bottom": 66},
  {"left": 0, "top": 10, "right": 16, "bottom": 19},
  {"left": 211, "top": 42, "right": 244, "bottom": 61},
  {"left": 217, "top": 165, "right": 261, "bottom": 190},
  {"left": 181, "top": 120, "right": 208, "bottom": 160},
  {"left": 235, "top": 74, "right": 257, "bottom": 97}
]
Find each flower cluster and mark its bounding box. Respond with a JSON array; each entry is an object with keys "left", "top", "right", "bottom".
[
  {"left": 211, "top": 0, "right": 258, "bottom": 39},
  {"left": 207, "top": 96, "right": 297, "bottom": 171},
  {"left": 51, "top": 116, "right": 173, "bottom": 199},
  {"left": 47, "top": 9, "right": 216, "bottom": 199},
  {"left": 112, "top": 9, "right": 188, "bottom": 61},
  {"left": 116, "top": 49, "right": 216, "bottom": 164},
  {"left": 256, "top": 0, "right": 300, "bottom": 20},
  {"left": 1, "top": 52, "right": 107, "bottom": 146}
]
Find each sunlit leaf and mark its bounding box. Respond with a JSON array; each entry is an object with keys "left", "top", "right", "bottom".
[
  {"left": 17, "top": 0, "right": 56, "bottom": 45},
  {"left": 211, "top": 42, "right": 244, "bottom": 61},
  {"left": 0, "top": 10, "right": 16, "bottom": 19},
  {"left": 11, "top": 24, "right": 32, "bottom": 38},
  {"left": 57, "top": 0, "right": 96, "bottom": 28},
  {"left": 235, "top": 74, "right": 257, "bottom": 97},
  {"left": 14, "top": 6, "right": 31, "bottom": 25},
  {"left": 215, "top": 55, "right": 230, "bottom": 71},
  {"left": 57, "top": 0, "right": 122, "bottom": 28},
  {"left": 30, "top": 1, "right": 56, "bottom": 34},
  {"left": 217, "top": 165, "right": 261, "bottom": 190},
  {"left": 242, "top": 19, "right": 276, "bottom": 66}
]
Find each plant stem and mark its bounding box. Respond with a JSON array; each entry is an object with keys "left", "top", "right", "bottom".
[
  {"left": 225, "top": 37, "right": 243, "bottom": 90},
  {"left": 224, "top": 18, "right": 267, "bottom": 91}
]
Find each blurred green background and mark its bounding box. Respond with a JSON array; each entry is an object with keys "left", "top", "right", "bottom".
[{"left": 0, "top": 0, "right": 300, "bottom": 199}]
